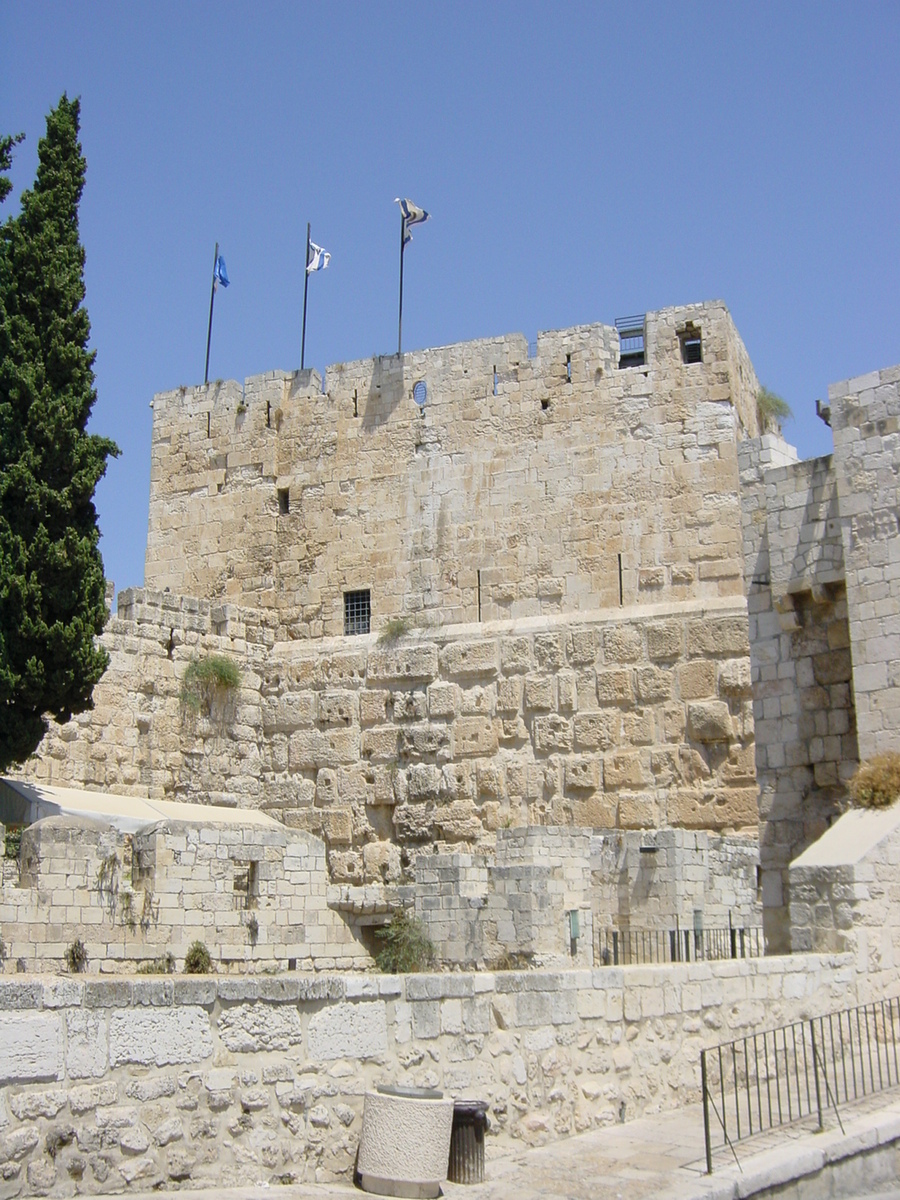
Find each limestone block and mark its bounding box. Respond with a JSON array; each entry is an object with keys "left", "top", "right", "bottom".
[
  {"left": 533, "top": 715, "right": 573, "bottom": 754},
  {"left": 635, "top": 666, "right": 673, "bottom": 703},
  {"left": 687, "top": 701, "right": 733, "bottom": 743},
  {"left": 360, "top": 689, "right": 390, "bottom": 725},
  {"left": 108, "top": 1007, "right": 213, "bottom": 1067},
  {"left": 718, "top": 658, "right": 752, "bottom": 696},
  {"left": 496, "top": 677, "right": 522, "bottom": 713},
  {"left": 500, "top": 637, "right": 534, "bottom": 674},
  {"left": 66, "top": 1010, "right": 109, "bottom": 1079},
  {"left": 558, "top": 670, "right": 577, "bottom": 711},
  {"left": 678, "top": 660, "right": 717, "bottom": 699},
  {"left": 568, "top": 628, "right": 597, "bottom": 665},
  {"left": 393, "top": 805, "right": 434, "bottom": 842},
  {"left": 0, "top": 1012, "right": 63, "bottom": 1083},
  {"left": 596, "top": 668, "right": 634, "bottom": 705},
  {"left": 400, "top": 724, "right": 450, "bottom": 759},
  {"left": 318, "top": 691, "right": 358, "bottom": 726},
  {"left": 368, "top": 645, "right": 439, "bottom": 682},
  {"left": 9, "top": 1089, "right": 66, "bottom": 1120},
  {"left": 407, "top": 764, "right": 442, "bottom": 803},
  {"left": 452, "top": 716, "right": 499, "bottom": 758},
  {"left": 686, "top": 616, "right": 749, "bottom": 657},
  {"left": 307, "top": 1001, "right": 387, "bottom": 1060},
  {"left": 574, "top": 711, "right": 618, "bottom": 751},
  {"left": 646, "top": 621, "right": 683, "bottom": 660},
  {"left": 440, "top": 640, "right": 499, "bottom": 678},
  {"left": 218, "top": 1002, "right": 304, "bottom": 1054},
  {"left": 566, "top": 758, "right": 601, "bottom": 791},
  {"left": 393, "top": 690, "right": 428, "bottom": 721},
  {"left": 362, "top": 726, "right": 401, "bottom": 761},
  {"left": 289, "top": 727, "right": 360, "bottom": 769},
  {"left": 603, "top": 626, "right": 643, "bottom": 663},
  {"left": 603, "top": 751, "right": 648, "bottom": 790},
  {"left": 68, "top": 1082, "right": 118, "bottom": 1114},
  {"left": 321, "top": 809, "right": 353, "bottom": 845},
  {"left": 524, "top": 675, "right": 554, "bottom": 711},
  {"left": 427, "top": 682, "right": 459, "bottom": 718}
]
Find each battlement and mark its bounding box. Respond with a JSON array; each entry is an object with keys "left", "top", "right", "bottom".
[{"left": 146, "top": 302, "right": 760, "bottom": 634}]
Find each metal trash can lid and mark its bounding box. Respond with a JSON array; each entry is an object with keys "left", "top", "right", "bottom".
[{"left": 375, "top": 1084, "right": 444, "bottom": 1100}]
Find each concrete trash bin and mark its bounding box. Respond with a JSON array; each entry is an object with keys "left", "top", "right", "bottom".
[
  {"left": 358, "top": 1085, "right": 454, "bottom": 1199},
  {"left": 447, "top": 1100, "right": 489, "bottom": 1184}
]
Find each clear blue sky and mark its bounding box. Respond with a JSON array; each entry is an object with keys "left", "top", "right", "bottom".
[{"left": 2, "top": 2, "right": 899, "bottom": 598}]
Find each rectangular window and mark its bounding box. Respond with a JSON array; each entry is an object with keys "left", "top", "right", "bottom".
[
  {"left": 679, "top": 325, "right": 702, "bottom": 364},
  {"left": 344, "top": 589, "right": 371, "bottom": 636},
  {"left": 277, "top": 488, "right": 290, "bottom": 515},
  {"left": 615, "top": 315, "right": 646, "bottom": 369}
]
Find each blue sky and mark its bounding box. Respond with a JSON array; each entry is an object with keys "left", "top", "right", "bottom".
[{"left": 2, "top": 2, "right": 899, "bottom": 597}]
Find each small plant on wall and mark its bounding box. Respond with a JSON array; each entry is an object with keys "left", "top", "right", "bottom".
[
  {"left": 756, "top": 386, "right": 793, "bottom": 434},
  {"left": 65, "top": 938, "right": 89, "bottom": 973},
  {"left": 183, "top": 940, "right": 212, "bottom": 973},
  {"left": 375, "top": 908, "right": 435, "bottom": 973},
  {"left": 848, "top": 753, "right": 900, "bottom": 809},
  {"left": 179, "top": 654, "right": 242, "bottom": 719}
]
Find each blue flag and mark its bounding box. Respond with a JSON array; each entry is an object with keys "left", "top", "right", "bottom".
[{"left": 214, "top": 254, "right": 230, "bottom": 288}]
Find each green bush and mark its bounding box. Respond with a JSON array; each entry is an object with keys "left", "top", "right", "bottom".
[
  {"left": 137, "top": 952, "right": 176, "bottom": 975},
  {"left": 180, "top": 654, "right": 242, "bottom": 716},
  {"left": 375, "top": 909, "right": 436, "bottom": 974},
  {"left": 3, "top": 825, "right": 22, "bottom": 860},
  {"left": 756, "top": 386, "right": 793, "bottom": 433},
  {"left": 65, "top": 938, "right": 88, "bottom": 973},
  {"left": 183, "top": 940, "right": 212, "bottom": 974},
  {"left": 848, "top": 753, "right": 900, "bottom": 809},
  {"left": 378, "top": 617, "right": 411, "bottom": 645}
]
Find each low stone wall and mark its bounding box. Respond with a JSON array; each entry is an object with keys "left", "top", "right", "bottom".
[{"left": 0, "top": 955, "right": 857, "bottom": 1196}]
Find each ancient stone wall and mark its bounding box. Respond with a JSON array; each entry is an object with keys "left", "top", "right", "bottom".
[
  {"left": 145, "top": 303, "right": 759, "bottom": 634},
  {"left": 19, "top": 590, "right": 757, "bottom": 885},
  {"left": 0, "top": 817, "right": 369, "bottom": 974},
  {"left": 0, "top": 954, "right": 857, "bottom": 1195},
  {"left": 829, "top": 364, "right": 900, "bottom": 759},
  {"left": 739, "top": 436, "right": 859, "bottom": 952}
]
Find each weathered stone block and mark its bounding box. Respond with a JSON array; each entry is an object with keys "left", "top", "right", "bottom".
[
  {"left": 368, "top": 644, "right": 439, "bottom": 683},
  {"left": 524, "top": 675, "right": 554, "bottom": 711},
  {"left": 218, "top": 1002, "right": 304, "bottom": 1052},
  {"left": 574, "top": 711, "right": 618, "bottom": 750},
  {"left": 678, "top": 660, "right": 717, "bottom": 699},
  {"left": 646, "top": 621, "right": 683, "bottom": 660},
  {"left": 603, "top": 751, "right": 647, "bottom": 790},
  {"left": 452, "top": 717, "right": 499, "bottom": 758},
  {"left": 532, "top": 715, "right": 573, "bottom": 753},
  {"left": 66, "top": 1010, "right": 109, "bottom": 1079},
  {"left": 565, "top": 758, "right": 601, "bottom": 791},
  {"left": 440, "top": 640, "right": 499, "bottom": 678},
  {"left": 687, "top": 701, "right": 733, "bottom": 743},
  {"left": 603, "top": 626, "right": 643, "bottom": 663},
  {"left": 0, "top": 1013, "right": 63, "bottom": 1083},
  {"left": 686, "top": 617, "right": 749, "bottom": 657},
  {"left": 108, "top": 1007, "right": 213, "bottom": 1067},
  {"left": 596, "top": 668, "right": 633, "bottom": 705},
  {"left": 307, "top": 1001, "right": 387, "bottom": 1059},
  {"left": 635, "top": 666, "right": 672, "bottom": 702}
]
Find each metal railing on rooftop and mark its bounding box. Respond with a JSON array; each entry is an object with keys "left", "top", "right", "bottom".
[
  {"left": 701, "top": 996, "right": 900, "bottom": 1173},
  {"left": 597, "top": 924, "right": 764, "bottom": 966}
]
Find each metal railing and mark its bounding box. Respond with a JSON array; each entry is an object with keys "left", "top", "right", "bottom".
[
  {"left": 701, "top": 996, "right": 900, "bottom": 1173},
  {"left": 598, "top": 923, "right": 764, "bottom": 966}
]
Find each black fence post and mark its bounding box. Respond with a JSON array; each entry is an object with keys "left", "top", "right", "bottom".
[
  {"left": 810, "top": 1020, "right": 824, "bottom": 1130},
  {"left": 701, "top": 1049, "right": 713, "bottom": 1174}
]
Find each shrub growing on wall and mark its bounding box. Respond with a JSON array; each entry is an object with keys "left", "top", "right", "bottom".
[
  {"left": 183, "top": 940, "right": 212, "bottom": 973},
  {"left": 375, "top": 909, "right": 436, "bottom": 973},
  {"left": 179, "top": 654, "right": 241, "bottom": 717},
  {"left": 848, "top": 753, "right": 900, "bottom": 809}
]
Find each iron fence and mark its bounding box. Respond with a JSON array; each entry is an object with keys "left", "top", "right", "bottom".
[
  {"left": 597, "top": 923, "right": 764, "bottom": 966},
  {"left": 701, "top": 996, "right": 900, "bottom": 1173}
]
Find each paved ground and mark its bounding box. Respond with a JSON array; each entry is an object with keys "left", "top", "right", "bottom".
[{"left": 124, "top": 1094, "right": 900, "bottom": 1200}]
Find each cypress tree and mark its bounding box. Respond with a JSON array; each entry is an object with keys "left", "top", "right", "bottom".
[{"left": 0, "top": 95, "right": 118, "bottom": 771}]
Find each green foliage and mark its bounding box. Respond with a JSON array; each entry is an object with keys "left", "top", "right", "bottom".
[
  {"left": 378, "top": 616, "right": 412, "bottom": 644},
  {"left": 0, "top": 134, "right": 24, "bottom": 206},
  {"left": 137, "top": 952, "right": 176, "bottom": 975},
  {"left": 848, "top": 753, "right": 900, "bottom": 810},
  {"left": 375, "top": 909, "right": 436, "bottom": 974},
  {"left": 183, "top": 940, "right": 212, "bottom": 974},
  {"left": 3, "top": 824, "right": 22, "bottom": 859},
  {"left": 0, "top": 96, "right": 119, "bottom": 771},
  {"left": 180, "top": 654, "right": 242, "bottom": 716},
  {"left": 756, "top": 386, "right": 793, "bottom": 433},
  {"left": 65, "top": 937, "right": 88, "bottom": 973}
]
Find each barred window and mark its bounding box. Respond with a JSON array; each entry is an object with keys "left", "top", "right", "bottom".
[{"left": 344, "top": 589, "right": 371, "bottom": 636}]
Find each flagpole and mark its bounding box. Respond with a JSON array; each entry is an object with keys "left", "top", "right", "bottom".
[
  {"left": 397, "top": 211, "right": 406, "bottom": 356},
  {"left": 301, "top": 223, "right": 311, "bottom": 371},
  {"left": 204, "top": 241, "right": 219, "bottom": 385}
]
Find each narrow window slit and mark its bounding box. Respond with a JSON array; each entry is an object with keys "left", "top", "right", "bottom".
[
  {"left": 618, "top": 554, "right": 624, "bottom": 606},
  {"left": 277, "top": 488, "right": 290, "bottom": 515},
  {"left": 477, "top": 569, "right": 482, "bottom": 622},
  {"left": 566, "top": 354, "right": 572, "bottom": 382}
]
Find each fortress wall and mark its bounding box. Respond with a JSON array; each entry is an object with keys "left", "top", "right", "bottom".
[
  {"left": 19, "top": 591, "right": 758, "bottom": 885},
  {"left": 739, "top": 437, "right": 859, "bottom": 953},
  {"left": 0, "top": 954, "right": 858, "bottom": 1194},
  {"left": 0, "top": 817, "right": 370, "bottom": 975},
  {"left": 145, "top": 303, "right": 759, "bottom": 634},
  {"left": 830, "top": 364, "right": 900, "bottom": 759}
]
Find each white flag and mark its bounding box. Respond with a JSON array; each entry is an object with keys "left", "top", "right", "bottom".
[{"left": 307, "top": 241, "right": 331, "bottom": 273}]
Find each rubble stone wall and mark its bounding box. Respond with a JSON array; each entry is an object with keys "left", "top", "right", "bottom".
[
  {"left": 145, "top": 303, "right": 759, "bottom": 633},
  {"left": 0, "top": 955, "right": 856, "bottom": 1196}
]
